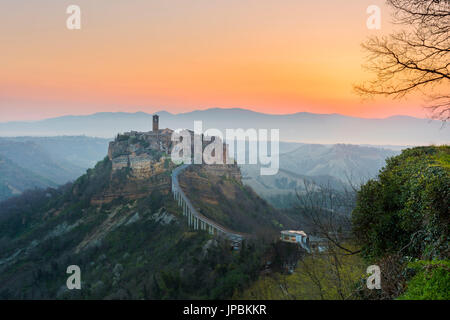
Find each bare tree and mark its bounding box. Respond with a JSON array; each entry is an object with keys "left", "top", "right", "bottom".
[
  {"left": 295, "top": 180, "right": 360, "bottom": 255},
  {"left": 287, "top": 178, "right": 370, "bottom": 299},
  {"left": 355, "top": 0, "right": 450, "bottom": 120}
]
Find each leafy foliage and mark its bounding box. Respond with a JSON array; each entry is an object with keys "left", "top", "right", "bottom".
[
  {"left": 72, "top": 157, "right": 111, "bottom": 194},
  {"left": 398, "top": 260, "right": 450, "bottom": 300},
  {"left": 352, "top": 146, "right": 449, "bottom": 261},
  {"left": 236, "top": 243, "right": 365, "bottom": 300}
]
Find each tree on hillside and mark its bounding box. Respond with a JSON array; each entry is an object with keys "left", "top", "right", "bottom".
[
  {"left": 351, "top": 146, "right": 449, "bottom": 299},
  {"left": 295, "top": 180, "right": 360, "bottom": 255},
  {"left": 355, "top": 0, "right": 450, "bottom": 120},
  {"left": 352, "top": 146, "right": 450, "bottom": 261}
]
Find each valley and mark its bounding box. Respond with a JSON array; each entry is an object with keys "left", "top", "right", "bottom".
[
  {"left": 1, "top": 0, "right": 448, "bottom": 303},
  {"left": 0, "top": 120, "right": 447, "bottom": 301}
]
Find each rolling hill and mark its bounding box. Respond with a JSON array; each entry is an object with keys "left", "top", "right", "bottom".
[
  {"left": 0, "top": 155, "right": 56, "bottom": 201},
  {"left": 240, "top": 144, "right": 400, "bottom": 208},
  {"left": 0, "top": 137, "right": 110, "bottom": 201}
]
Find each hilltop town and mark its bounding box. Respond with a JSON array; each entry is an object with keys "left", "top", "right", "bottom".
[{"left": 92, "top": 115, "right": 241, "bottom": 205}]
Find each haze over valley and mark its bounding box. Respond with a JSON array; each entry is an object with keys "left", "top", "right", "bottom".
[{"left": 0, "top": 109, "right": 414, "bottom": 205}]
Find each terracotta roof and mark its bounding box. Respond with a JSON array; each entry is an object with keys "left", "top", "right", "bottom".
[{"left": 281, "top": 230, "right": 307, "bottom": 237}]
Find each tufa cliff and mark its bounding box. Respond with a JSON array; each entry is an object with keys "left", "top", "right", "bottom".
[{"left": 92, "top": 121, "right": 239, "bottom": 205}]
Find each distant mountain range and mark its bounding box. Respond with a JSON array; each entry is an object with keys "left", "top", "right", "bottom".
[{"left": 0, "top": 108, "right": 448, "bottom": 145}]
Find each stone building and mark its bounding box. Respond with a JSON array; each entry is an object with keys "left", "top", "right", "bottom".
[
  {"left": 153, "top": 114, "right": 159, "bottom": 132},
  {"left": 108, "top": 114, "right": 236, "bottom": 177}
]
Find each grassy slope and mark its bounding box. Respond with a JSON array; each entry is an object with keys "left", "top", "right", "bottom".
[
  {"left": 235, "top": 244, "right": 364, "bottom": 300},
  {"left": 353, "top": 145, "right": 449, "bottom": 300}
]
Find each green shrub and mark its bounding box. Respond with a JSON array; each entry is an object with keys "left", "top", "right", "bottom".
[
  {"left": 398, "top": 260, "right": 450, "bottom": 300},
  {"left": 352, "top": 146, "right": 449, "bottom": 260}
]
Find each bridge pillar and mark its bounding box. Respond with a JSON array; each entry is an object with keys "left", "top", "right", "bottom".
[{"left": 188, "top": 211, "right": 192, "bottom": 227}]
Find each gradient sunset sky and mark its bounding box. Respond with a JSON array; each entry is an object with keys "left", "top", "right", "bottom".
[{"left": 0, "top": 0, "right": 431, "bottom": 122}]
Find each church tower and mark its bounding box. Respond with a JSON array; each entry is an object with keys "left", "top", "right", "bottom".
[{"left": 152, "top": 114, "right": 159, "bottom": 132}]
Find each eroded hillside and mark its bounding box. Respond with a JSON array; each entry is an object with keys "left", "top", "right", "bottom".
[
  {"left": 0, "top": 131, "right": 286, "bottom": 299},
  {"left": 178, "top": 164, "right": 292, "bottom": 238}
]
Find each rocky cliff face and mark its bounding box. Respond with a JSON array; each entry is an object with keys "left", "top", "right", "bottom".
[
  {"left": 98, "top": 129, "right": 243, "bottom": 206},
  {"left": 178, "top": 164, "right": 288, "bottom": 237},
  {"left": 91, "top": 131, "right": 176, "bottom": 205},
  {"left": 108, "top": 130, "right": 174, "bottom": 179}
]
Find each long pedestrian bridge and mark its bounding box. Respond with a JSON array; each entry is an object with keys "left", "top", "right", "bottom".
[{"left": 171, "top": 164, "right": 248, "bottom": 247}]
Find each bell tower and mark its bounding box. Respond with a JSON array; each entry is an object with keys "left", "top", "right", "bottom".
[{"left": 152, "top": 114, "right": 159, "bottom": 132}]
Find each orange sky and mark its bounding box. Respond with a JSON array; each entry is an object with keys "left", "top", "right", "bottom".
[{"left": 0, "top": 0, "right": 431, "bottom": 121}]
